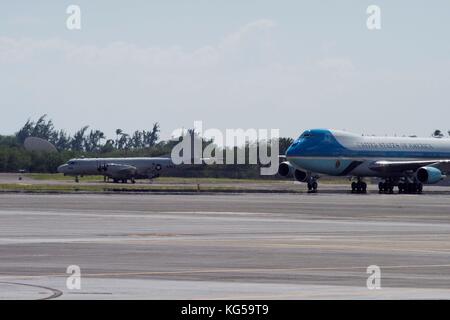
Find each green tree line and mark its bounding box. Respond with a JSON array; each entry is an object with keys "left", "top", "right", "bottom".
[{"left": 0, "top": 115, "right": 293, "bottom": 178}]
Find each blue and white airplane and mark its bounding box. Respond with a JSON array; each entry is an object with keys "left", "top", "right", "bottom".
[{"left": 278, "top": 129, "right": 450, "bottom": 193}]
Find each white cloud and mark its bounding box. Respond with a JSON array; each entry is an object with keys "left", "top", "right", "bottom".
[
  {"left": 0, "top": 20, "right": 284, "bottom": 137},
  {"left": 2, "top": 18, "right": 448, "bottom": 139},
  {"left": 219, "top": 19, "right": 276, "bottom": 50},
  {"left": 317, "top": 58, "right": 355, "bottom": 74},
  {"left": 0, "top": 19, "right": 277, "bottom": 70}
]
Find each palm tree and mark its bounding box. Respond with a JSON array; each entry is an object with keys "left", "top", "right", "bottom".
[
  {"left": 71, "top": 126, "right": 89, "bottom": 151},
  {"left": 115, "top": 129, "right": 123, "bottom": 149}
]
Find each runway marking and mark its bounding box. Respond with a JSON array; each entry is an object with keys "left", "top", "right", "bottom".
[
  {"left": 158, "top": 239, "right": 450, "bottom": 254},
  {"left": 197, "top": 286, "right": 450, "bottom": 300},
  {"left": 1, "top": 210, "right": 450, "bottom": 229},
  {"left": 0, "top": 281, "right": 63, "bottom": 300},
  {"left": 2, "top": 263, "right": 450, "bottom": 280},
  {"left": 1, "top": 233, "right": 450, "bottom": 256},
  {"left": 1, "top": 236, "right": 450, "bottom": 255},
  {"left": 1, "top": 192, "right": 450, "bottom": 295}
]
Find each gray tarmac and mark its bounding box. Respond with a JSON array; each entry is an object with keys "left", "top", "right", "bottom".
[{"left": 0, "top": 191, "right": 450, "bottom": 299}]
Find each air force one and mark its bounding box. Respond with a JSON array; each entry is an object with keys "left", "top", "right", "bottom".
[
  {"left": 279, "top": 129, "right": 450, "bottom": 194},
  {"left": 57, "top": 157, "right": 175, "bottom": 183}
]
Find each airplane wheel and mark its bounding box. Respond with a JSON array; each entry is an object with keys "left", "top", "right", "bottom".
[
  {"left": 351, "top": 181, "right": 367, "bottom": 194},
  {"left": 408, "top": 183, "right": 421, "bottom": 194},
  {"left": 361, "top": 182, "right": 367, "bottom": 194},
  {"left": 417, "top": 183, "right": 423, "bottom": 194},
  {"left": 406, "top": 183, "right": 414, "bottom": 194},
  {"left": 307, "top": 181, "right": 318, "bottom": 193},
  {"left": 378, "top": 182, "right": 393, "bottom": 194}
]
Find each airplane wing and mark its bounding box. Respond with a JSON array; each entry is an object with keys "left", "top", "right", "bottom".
[
  {"left": 369, "top": 160, "right": 450, "bottom": 174},
  {"left": 102, "top": 163, "right": 137, "bottom": 176}
]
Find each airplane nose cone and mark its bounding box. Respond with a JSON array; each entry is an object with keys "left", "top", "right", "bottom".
[
  {"left": 286, "top": 143, "right": 298, "bottom": 157},
  {"left": 57, "top": 164, "right": 67, "bottom": 173}
]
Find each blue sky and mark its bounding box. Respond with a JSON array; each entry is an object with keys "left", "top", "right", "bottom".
[{"left": 1, "top": 1, "right": 449, "bottom": 140}]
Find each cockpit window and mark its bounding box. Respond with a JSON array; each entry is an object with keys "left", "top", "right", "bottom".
[
  {"left": 68, "top": 161, "right": 76, "bottom": 165},
  {"left": 300, "top": 132, "right": 313, "bottom": 138}
]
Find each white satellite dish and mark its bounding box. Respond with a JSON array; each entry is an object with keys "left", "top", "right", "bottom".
[{"left": 24, "top": 137, "right": 58, "bottom": 153}]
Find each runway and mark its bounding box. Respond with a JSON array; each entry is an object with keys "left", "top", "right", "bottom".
[{"left": 0, "top": 192, "right": 450, "bottom": 299}]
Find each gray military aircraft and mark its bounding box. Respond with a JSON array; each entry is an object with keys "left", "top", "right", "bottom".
[{"left": 57, "top": 157, "right": 175, "bottom": 183}]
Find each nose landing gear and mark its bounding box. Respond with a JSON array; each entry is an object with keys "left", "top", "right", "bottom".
[{"left": 307, "top": 180, "right": 318, "bottom": 193}]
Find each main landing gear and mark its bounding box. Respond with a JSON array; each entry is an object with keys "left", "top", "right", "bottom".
[
  {"left": 351, "top": 178, "right": 367, "bottom": 194},
  {"left": 113, "top": 178, "right": 129, "bottom": 184},
  {"left": 378, "top": 179, "right": 423, "bottom": 194},
  {"left": 378, "top": 180, "right": 395, "bottom": 194},
  {"left": 148, "top": 173, "right": 160, "bottom": 183},
  {"left": 398, "top": 182, "right": 423, "bottom": 194}
]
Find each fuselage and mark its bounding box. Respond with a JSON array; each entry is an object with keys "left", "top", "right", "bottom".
[
  {"left": 286, "top": 129, "right": 450, "bottom": 177},
  {"left": 57, "top": 157, "right": 174, "bottom": 179}
]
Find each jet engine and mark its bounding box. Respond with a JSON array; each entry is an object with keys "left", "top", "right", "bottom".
[
  {"left": 294, "top": 169, "right": 309, "bottom": 182},
  {"left": 416, "top": 166, "right": 445, "bottom": 184},
  {"left": 103, "top": 163, "right": 137, "bottom": 178},
  {"left": 278, "top": 161, "right": 294, "bottom": 177}
]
